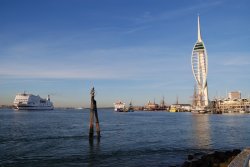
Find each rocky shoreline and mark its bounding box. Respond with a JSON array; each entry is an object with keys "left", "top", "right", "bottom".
[{"left": 180, "top": 149, "right": 241, "bottom": 167}]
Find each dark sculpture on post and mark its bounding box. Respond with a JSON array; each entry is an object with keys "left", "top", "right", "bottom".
[{"left": 89, "top": 87, "right": 101, "bottom": 140}]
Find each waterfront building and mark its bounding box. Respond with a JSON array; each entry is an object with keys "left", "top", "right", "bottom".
[
  {"left": 228, "top": 91, "right": 241, "bottom": 100},
  {"left": 191, "top": 15, "right": 209, "bottom": 109},
  {"left": 211, "top": 91, "right": 250, "bottom": 113}
]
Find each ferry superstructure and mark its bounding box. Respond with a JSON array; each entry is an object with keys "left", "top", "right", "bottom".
[
  {"left": 114, "top": 101, "right": 125, "bottom": 112},
  {"left": 13, "top": 93, "right": 54, "bottom": 110}
]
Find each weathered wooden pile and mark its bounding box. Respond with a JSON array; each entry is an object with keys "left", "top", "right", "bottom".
[{"left": 89, "top": 87, "right": 101, "bottom": 141}]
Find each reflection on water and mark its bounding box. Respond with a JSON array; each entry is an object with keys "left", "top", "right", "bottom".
[
  {"left": 88, "top": 138, "right": 101, "bottom": 167},
  {"left": 1, "top": 109, "right": 250, "bottom": 167},
  {"left": 191, "top": 114, "right": 211, "bottom": 149}
]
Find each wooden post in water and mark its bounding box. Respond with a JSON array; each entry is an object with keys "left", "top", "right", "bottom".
[
  {"left": 89, "top": 87, "right": 101, "bottom": 140},
  {"left": 89, "top": 87, "right": 95, "bottom": 139},
  {"left": 94, "top": 99, "right": 101, "bottom": 138}
]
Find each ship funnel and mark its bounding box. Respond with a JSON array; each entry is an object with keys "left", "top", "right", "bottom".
[{"left": 47, "top": 95, "right": 50, "bottom": 101}]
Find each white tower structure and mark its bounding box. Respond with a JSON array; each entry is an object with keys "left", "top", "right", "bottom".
[{"left": 191, "top": 15, "right": 209, "bottom": 108}]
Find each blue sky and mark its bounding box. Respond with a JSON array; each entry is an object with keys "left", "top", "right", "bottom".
[{"left": 0, "top": 0, "right": 250, "bottom": 107}]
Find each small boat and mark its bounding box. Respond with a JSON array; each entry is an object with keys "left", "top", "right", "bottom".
[
  {"left": 198, "top": 110, "right": 207, "bottom": 114},
  {"left": 191, "top": 109, "right": 200, "bottom": 114},
  {"left": 169, "top": 107, "right": 177, "bottom": 112},
  {"left": 239, "top": 110, "right": 246, "bottom": 114},
  {"left": 126, "top": 102, "right": 134, "bottom": 112},
  {"left": 191, "top": 106, "right": 208, "bottom": 114}
]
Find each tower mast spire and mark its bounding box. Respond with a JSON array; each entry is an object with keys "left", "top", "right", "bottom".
[
  {"left": 198, "top": 15, "right": 202, "bottom": 42},
  {"left": 191, "top": 15, "right": 209, "bottom": 110}
]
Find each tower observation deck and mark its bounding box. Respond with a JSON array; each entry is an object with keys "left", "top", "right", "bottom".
[{"left": 191, "top": 16, "right": 209, "bottom": 108}]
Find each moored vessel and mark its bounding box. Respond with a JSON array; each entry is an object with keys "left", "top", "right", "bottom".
[
  {"left": 114, "top": 101, "right": 125, "bottom": 112},
  {"left": 13, "top": 92, "right": 54, "bottom": 110},
  {"left": 126, "top": 101, "right": 134, "bottom": 112},
  {"left": 169, "top": 106, "right": 177, "bottom": 112}
]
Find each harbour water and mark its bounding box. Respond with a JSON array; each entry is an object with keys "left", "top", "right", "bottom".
[{"left": 1, "top": 109, "right": 250, "bottom": 167}]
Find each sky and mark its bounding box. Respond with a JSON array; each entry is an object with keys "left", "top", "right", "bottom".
[{"left": 0, "top": 0, "right": 250, "bottom": 107}]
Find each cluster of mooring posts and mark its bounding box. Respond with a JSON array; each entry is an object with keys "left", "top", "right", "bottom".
[{"left": 89, "top": 87, "right": 101, "bottom": 141}]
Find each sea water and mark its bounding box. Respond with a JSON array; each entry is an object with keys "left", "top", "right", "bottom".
[{"left": 1, "top": 109, "right": 250, "bottom": 166}]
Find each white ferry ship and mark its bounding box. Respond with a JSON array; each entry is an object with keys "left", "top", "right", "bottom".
[
  {"left": 114, "top": 101, "right": 125, "bottom": 112},
  {"left": 13, "top": 93, "right": 54, "bottom": 110}
]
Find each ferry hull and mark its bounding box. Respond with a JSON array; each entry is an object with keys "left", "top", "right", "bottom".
[{"left": 16, "top": 105, "right": 54, "bottom": 110}]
